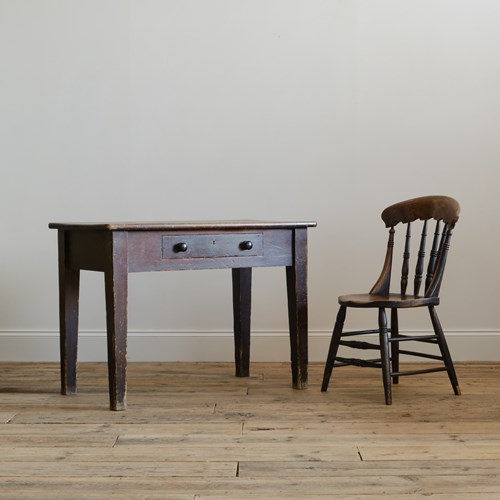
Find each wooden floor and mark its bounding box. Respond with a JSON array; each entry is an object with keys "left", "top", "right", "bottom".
[{"left": 1, "top": 361, "right": 500, "bottom": 499}]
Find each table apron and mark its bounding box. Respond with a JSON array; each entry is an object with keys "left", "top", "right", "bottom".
[{"left": 65, "top": 229, "right": 294, "bottom": 272}]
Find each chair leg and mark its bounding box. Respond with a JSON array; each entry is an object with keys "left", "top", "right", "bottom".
[
  {"left": 428, "top": 306, "right": 461, "bottom": 396},
  {"left": 390, "top": 308, "right": 399, "bottom": 385},
  {"left": 321, "top": 306, "right": 347, "bottom": 392},
  {"left": 378, "top": 308, "right": 392, "bottom": 405}
]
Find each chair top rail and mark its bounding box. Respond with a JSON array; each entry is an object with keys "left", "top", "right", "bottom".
[{"left": 381, "top": 195, "right": 460, "bottom": 228}]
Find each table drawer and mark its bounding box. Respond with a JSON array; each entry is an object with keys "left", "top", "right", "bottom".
[{"left": 162, "top": 233, "right": 263, "bottom": 259}]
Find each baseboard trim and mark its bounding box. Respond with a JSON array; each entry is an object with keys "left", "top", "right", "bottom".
[{"left": 0, "top": 329, "right": 499, "bottom": 362}]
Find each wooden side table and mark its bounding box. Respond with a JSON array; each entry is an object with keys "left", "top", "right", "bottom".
[{"left": 49, "top": 220, "right": 316, "bottom": 410}]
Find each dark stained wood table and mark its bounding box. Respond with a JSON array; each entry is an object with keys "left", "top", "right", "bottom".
[{"left": 49, "top": 220, "right": 316, "bottom": 410}]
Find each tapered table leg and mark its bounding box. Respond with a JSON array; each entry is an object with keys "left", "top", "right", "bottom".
[
  {"left": 58, "top": 230, "right": 80, "bottom": 395},
  {"left": 232, "top": 267, "right": 252, "bottom": 377},
  {"left": 286, "top": 228, "right": 308, "bottom": 389},
  {"left": 104, "top": 232, "right": 128, "bottom": 411}
]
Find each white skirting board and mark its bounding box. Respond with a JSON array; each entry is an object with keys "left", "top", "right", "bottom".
[{"left": 0, "top": 330, "right": 499, "bottom": 362}]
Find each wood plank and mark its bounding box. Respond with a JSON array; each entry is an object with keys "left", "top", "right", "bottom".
[
  {"left": 0, "top": 444, "right": 360, "bottom": 462},
  {"left": 238, "top": 459, "right": 500, "bottom": 477},
  {"left": 0, "top": 422, "right": 243, "bottom": 435},
  {"left": 359, "top": 445, "right": 500, "bottom": 461},
  {"left": 242, "top": 420, "right": 500, "bottom": 435},
  {"left": 194, "top": 496, "right": 500, "bottom": 500},
  {"left": 0, "top": 461, "right": 237, "bottom": 477},
  {"left": 0, "top": 475, "right": 500, "bottom": 496},
  {"left": 0, "top": 434, "right": 118, "bottom": 447}
]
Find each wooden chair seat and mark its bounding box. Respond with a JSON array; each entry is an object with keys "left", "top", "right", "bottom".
[
  {"left": 339, "top": 293, "right": 439, "bottom": 309},
  {"left": 321, "top": 195, "right": 461, "bottom": 405}
]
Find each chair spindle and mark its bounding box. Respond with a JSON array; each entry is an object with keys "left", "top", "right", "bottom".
[
  {"left": 414, "top": 220, "right": 427, "bottom": 296},
  {"left": 401, "top": 223, "right": 411, "bottom": 295},
  {"left": 425, "top": 220, "right": 441, "bottom": 292}
]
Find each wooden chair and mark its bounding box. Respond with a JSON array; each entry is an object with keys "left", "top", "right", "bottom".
[{"left": 321, "top": 195, "right": 461, "bottom": 404}]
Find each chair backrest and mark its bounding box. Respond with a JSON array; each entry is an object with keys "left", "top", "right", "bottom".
[{"left": 369, "top": 195, "right": 460, "bottom": 298}]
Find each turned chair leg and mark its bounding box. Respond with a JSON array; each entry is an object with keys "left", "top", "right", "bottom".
[
  {"left": 428, "top": 306, "right": 461, "bottom": 396},
  {"left": 390, "top": 308, "right": 399, "bottom": 385},
  {"left": 321, "top": 306, "right": 346, "bottom": 392},
  {"left": 378, "top": 308, "right": 392, "bottom": 405}
]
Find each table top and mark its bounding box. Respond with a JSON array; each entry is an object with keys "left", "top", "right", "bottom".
[{"left": 49, "top": 220, "right": 317, "bottom": 232}]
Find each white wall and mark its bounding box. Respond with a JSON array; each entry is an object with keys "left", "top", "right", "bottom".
[{"left": 1, "top": 0, "right": 499, "bottom": 362}]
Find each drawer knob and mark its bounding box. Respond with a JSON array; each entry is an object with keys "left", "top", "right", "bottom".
[
  {"left": 173, "top": 242, "right": 188, "bottom": 253},
  {"left": 240, "top": 241, "right": 253, "bottom": 250}
]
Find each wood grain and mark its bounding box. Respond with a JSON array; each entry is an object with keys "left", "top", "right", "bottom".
[{"left": 0, "top": 361, "right": 499, "bottom": 498}]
